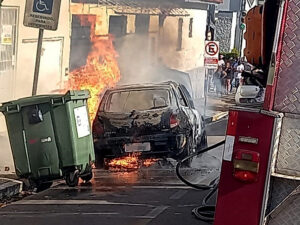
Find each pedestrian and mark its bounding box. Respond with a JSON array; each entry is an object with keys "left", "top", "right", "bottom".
[
  {"left": 214, "top": 66, "right": 222, "bottom": 97},
  {"left": 235, "top": 61, "right": 244, "bottom": 90},
  {"left": 221, "top": 65, "right": 227, "bottom": 95},
  {"left": 218, "top": 55, "right": 225, "bottom": 67},
  {"left": 231, "top": 59, "right": 238, "bottom": 92},
  {"left": 224, "top": 62, "right": 233, "bottom": 94}
]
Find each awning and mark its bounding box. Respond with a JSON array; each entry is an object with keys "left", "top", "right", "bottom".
[
  {"left": 97, "top": 0, "right": 190, "bottom": 16},
  {"left": 184, "top": 0, "right": 223, "bottom": 3}
]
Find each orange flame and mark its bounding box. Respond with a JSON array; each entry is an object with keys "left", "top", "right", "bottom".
[
  {"left": 107, "top": 153, "right": 159, "bottom": 171},
  {"left": 66, "top": 15, "right": 120, "bottom": 121}
]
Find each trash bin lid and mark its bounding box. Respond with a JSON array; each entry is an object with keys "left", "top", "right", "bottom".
[
  {"left": 0, "top": 90, "right": 90, "bottom": 114},
  {"left": 0, "top": 95, "right": 61, "bottom": 113},
  {"left": 64, "top": 90, "right": 90, "bottom": 101}
]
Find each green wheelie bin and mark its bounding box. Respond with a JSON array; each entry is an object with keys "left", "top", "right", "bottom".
[{"left": 0, "top": 90, "right": 95, "bottom": 190}]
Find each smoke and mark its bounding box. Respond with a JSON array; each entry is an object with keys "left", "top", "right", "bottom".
[{"left": 115, "top": 33, "right": 193, "bottom": 95}]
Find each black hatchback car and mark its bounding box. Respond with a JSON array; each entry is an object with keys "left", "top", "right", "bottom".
[{"left": 92, "top": 81, "right": 207, "bottom": 166}]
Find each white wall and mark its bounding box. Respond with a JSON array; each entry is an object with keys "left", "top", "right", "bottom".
[{"left": 230, "top": 12, "right": 237, "bottom": 51}]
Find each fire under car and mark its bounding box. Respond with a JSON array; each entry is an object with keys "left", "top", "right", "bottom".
[{"left": 92, "top": 81, "right": 207, "bottom": 167}]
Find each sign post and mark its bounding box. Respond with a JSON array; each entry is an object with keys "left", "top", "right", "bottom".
[
  {"left": 204, "top": 41, "right": 219, "bottom": 116},
  {"left": 23, "top": 0, "right": 61, "bottom": 95},
  {"left": 32, "top": 29, "right": 44, "bottom": 96}
]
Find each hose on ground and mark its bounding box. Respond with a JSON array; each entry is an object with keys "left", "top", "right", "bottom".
[{"left": 175, "top": 140, "right": 225, "bottom": 222}]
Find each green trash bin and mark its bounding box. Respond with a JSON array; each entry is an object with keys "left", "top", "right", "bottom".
[{"left": 0, "top": 90, "right": 95, "bottom": 189}]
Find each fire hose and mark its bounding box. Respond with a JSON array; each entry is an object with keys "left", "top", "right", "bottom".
[{"left": 176, "top": 140, "right": 225, "bottom": 222}]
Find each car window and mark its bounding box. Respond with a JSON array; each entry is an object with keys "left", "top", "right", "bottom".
[
  {"left": 99, "top": 93, "right": 109, "bottom": 112},
  {"left": 177, "top": 87, "right": 188, "bottom": 107},
  {"left": 105, "top": 89, "right": 170, "bottom": 113},
  {"left": 179, "top": 85, "right": 195, "bottom": 109}
]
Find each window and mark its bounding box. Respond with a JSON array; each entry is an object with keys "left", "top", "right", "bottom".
[
  {"left": 180, "top": 85, "right": 195, "bottom": 109},
  {"left": 135, "top": 15, "right": 150, "bottom": 34},
  {"left": 177, "top": 18, "right": 183, "bottom": 51},
  {"left": 109, "top": 16, "right": 127, "bottom": 38},
  {"left": 189, "top": 18, "right": 193, "bottom": 38},
  {"left": 177, "top": 88, "right": 188, "bottom": 107},
  {"left": 106, "top": 89, "right": 170, "bottom": 113}
]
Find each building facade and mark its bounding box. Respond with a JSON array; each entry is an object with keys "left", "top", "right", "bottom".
[
  {"left": 215, "top": 0, "right": 259, "bottom": 54},
  {"left": 0, "top": 0, "right": 221, "bottom": 175}
]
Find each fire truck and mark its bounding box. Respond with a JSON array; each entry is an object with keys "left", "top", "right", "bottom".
[{"left": 214, "top": 0, "right": 300, "bottom": 224}]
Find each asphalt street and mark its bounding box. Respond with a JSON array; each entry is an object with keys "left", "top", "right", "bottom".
[{"left": 0, "top": 119, "right": 227, "bottom": 225}]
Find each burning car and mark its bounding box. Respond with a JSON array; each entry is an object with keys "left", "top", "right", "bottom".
[{"left": 92, "top": 81, "right": 207, "bottom": 167}]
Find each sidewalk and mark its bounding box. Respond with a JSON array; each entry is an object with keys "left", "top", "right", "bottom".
[{"left": 194, "top": 93, "right": 236, "bottom": 123}]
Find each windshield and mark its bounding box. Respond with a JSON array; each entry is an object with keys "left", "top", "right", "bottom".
[{"left": 105, "top": 89, "right": 170, "bottom": 113}]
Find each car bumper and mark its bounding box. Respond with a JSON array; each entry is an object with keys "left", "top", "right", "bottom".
[{"left": 94, "top": 133, "right": 187, "bottom": 158}]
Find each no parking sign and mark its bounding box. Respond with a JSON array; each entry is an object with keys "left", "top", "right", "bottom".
[{"left": 204, "top": 41, "right": 219, "bottom": 69}]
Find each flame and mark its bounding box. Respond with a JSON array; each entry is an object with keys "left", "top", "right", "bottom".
[
  {"left": 143, "top": 158, "right": 159, "bottom": 168},
  {"left": 107, "top": 153, "right": 159, "bottom": 171},
  {"left": 66, "top": 15, "right": 120, "bottom": 121}
]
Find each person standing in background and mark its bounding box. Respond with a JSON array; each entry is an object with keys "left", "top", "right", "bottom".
[
  {"left": 218, "top": 55, "right": 225, "bottom": 67},
  {"left": 221, "top": 64, "right": 227, "bottom": 95},
  {"left": 214, "top": 66, "right": 223, "bottom": 97},
  {"left": 224, "top": 62, "right": 233, "bottom": 94},
  {"left": 235, "top": 61, "right": 244, "bottom": 90}
]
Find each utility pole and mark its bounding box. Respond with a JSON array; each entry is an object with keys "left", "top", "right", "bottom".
[
  {"left": 0, "top": 1, "right": 3, "bottom": 46},
  {"left": 239, "top": 0, "right": 247, "bottom": 57},
  {"left": 0, "top": 1, "right": 3, "bottom": 19}
]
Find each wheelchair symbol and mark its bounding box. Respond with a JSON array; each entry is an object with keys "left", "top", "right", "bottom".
[{"left": 35, "top": 0, "right": 49, "bottom": 12}]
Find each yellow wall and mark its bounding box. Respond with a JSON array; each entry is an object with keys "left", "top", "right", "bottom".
[{"left": 69, "top": 3, "right": 207, "bottom": 73}]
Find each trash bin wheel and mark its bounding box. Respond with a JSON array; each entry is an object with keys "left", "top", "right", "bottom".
[
  {"left": 81, "top": 172, "right": 93, "bottom": 183},
  {"left": 66, "top": 171, "right": 79, "bottom": 187}
]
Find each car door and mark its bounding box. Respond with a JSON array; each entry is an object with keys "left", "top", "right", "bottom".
[{"left": 178, "top": 85, "right": 202, "bottom": 141}]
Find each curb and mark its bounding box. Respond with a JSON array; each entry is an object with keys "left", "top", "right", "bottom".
[
  {"left": 204, "top": 112, "right": 229, "bottom": 124},
  {"left": 212, "top": 112, "right": 229, "bottom": 122},
  {"left": 0, "top": 178, "right": 23, "bottom": 201}
]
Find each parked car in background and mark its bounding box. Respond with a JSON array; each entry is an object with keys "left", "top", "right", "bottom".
[{"left": 92, "top": 81, "right": 207, "bottom": 167}]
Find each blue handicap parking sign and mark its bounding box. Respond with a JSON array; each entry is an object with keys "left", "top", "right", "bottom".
[{"left": 33, "top": 0, "right": 53, "bottom": 15}]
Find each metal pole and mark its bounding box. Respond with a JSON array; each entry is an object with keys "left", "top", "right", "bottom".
[
  {"left": 204, "top": 68, "right": 207, "bottom": 117},
  {"left": 239, "top": 0, "right": 246, "bottom": 57},
  {"left": 0, "top": 1, "right": 3, "bottom": 33},
  {"left": 32, "top": 28, "right": 44, "bottom": 96}
]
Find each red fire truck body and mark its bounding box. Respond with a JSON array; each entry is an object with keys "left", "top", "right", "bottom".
[{"left": 214, "top": 0, "right": 300, "bottom": 224}]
